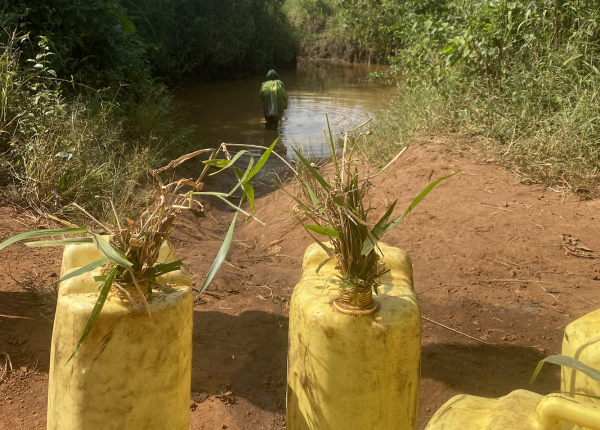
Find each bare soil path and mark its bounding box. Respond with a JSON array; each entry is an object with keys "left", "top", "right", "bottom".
[{"left": 1, "top": 140, "right": 599, "bottom": 429}]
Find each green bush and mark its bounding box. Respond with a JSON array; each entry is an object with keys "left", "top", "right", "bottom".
[
  {"left": 336, "top": 0, "right": 600, "bottom": 193},
  {"left": 129, "top": 0, "right": 296, "bottom": 80},
  {"left": 0, "top": 31, "right": 190, "bottom": 225}
]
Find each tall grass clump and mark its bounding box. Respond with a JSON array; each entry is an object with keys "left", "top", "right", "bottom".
[
  {"left": 335, "top": 0, "right": 600, "bottom": 194},
  {"left": 0, "top": 140, "right": 276, "bottom": 361},
  {"left": 278, "top": 117, "right": 458, "bottom": 306},
  {"left": 0, "top": 31, "right": 191, "bottom": 225}
]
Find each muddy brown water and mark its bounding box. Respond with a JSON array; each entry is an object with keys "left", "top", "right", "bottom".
[{"left": 173, "top": 60, "right": 394, "bottom": 158}]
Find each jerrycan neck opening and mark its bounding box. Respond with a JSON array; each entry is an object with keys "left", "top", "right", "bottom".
[{"left": 332, "top": 287, "right": 378, "bottom": 315}]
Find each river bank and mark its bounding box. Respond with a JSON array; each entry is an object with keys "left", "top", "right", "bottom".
[{"left": 3, "top": 138, "right": 598, "bottom": 429}]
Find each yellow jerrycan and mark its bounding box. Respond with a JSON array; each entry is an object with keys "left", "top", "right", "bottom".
[
  {"left": 286, "top": 242, "right": 421, "bottom": 430},
  {"left": 425, "top": 389, "right": 600, "bottom": 430},
  {"left": 47, "top": 240, "right": 193, "bottom": 430},
  {"left": 561, "top": 309, "right": 600, "bottom": 430},
  {"left": 425, "top": 309, "right": 600, "bottom": 430}
]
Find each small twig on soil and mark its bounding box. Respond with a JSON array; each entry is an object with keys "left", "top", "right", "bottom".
[
  {"left": 224, "top": 260, "right": 245, "bottom": 271},
  {"left": 252, "top": 285, "right": 274, "bottom": 298},
  {"left": 272, "top": 314, "right": 284, "bottom": 330},
  {"left": 477, "top": 203, "right": 514, "bottom": 212},
  {"left": 537, "top": 304, "right": 567, "bottom": 314},
  {"left": 488, "top": 258, "right": 511, "bottom": 268},
  {"left": 577, "top": 296, "right": 598, "bottom": 308},
  {"left": 0, "top": 352, "right": 13, "bottom": 381},
  {"left": 489, "top": 279, "right": 530, "bottom": 283},
  {"left": 268, "top": 238, "right": 286, "bottom": 247},
  {"left": 422, "top": 316, "right": 504, "bottom": 350},
  {"left": 276, "top": 254, "right": 299, "bottom": 259},
  {"left": 0, "top": 314, "right": 33, "bottom": 320},
  {"left": 537, "top": 282, "right": 560, "bottom": 303},
  {"left": 369, "top": 146, "right": 408, "bottom": 179}
]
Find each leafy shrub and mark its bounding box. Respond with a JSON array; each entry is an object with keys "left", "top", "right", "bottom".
[
  {"left": 335, "top": 0, "right": 600, "bottom": 193},
  {"left": 129, "top": 0, "right": 296, "bottom": 80}
]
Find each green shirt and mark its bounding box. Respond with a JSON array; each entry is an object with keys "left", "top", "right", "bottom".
[{"left": 260, "top": 80, "right": 288, "bottom": 118}]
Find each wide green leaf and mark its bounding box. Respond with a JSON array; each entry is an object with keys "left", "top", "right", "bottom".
[
  {"left": 531, "top": 355, "right": 600, "bottom": 384},
  {"left": 292, "top": 147, "right": 331, "bottom": 191},
  {"left": 25, "top": 237, "right": 94, "bottom": 247},
  {"left": 205, "top": 150, "right": 253, "bottom": 176},
  {"left": 304, "top": 181, "right": 321, "bottom": 208},
  {"left": 145, "top": 259, "right": 184, "bottom": 278},
  {"left": 402, "top": 170, "right": 461, "bottom": 218},
  {"left": 234, "top": 166, "right": 256, "bottom": 212},
  {"left": 305, "top": 224, "right": 340, "bottom": 237},
  {"left": 361, "top": 201, "right": 397, "bottom": 256},
  {"left": 66, "top": 264, "right": 119, "bottom": 364},
  {"left": 91, "top": 234, "right": 132, "bottom": 269},
  {"left": 196, "top": 213, "right": 238, "bottom": 298},
  {"left": 325, "top": 113, "right": 339, "bottom": 175},
  {"left": 120, "top": 17, "right": 137, "bottom": 34},
  {"left": 49, "top": 258, "right": 108, "bottom": 287},
  {"left": 0, "top": 227, "right": 87, "bottom": 251},
  {"left": 245, "top": 139, "right": 277, "bottom": 182}
]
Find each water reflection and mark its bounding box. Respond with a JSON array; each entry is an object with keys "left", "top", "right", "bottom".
[{"left": 173, "top": 60, "right": 394, "bottom": 157}]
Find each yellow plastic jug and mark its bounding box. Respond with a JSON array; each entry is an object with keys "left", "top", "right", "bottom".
[
  {"left": 425, "top": 389, "right": 600, "bottom": 430},
  {"left": 47, "top": 240, "right": 193, "bottom": 430},
  {"left": 561, "top": 309, "right": 600, "bottom": 430},
  {"left": 286, "top": 242, "right": 421, "bottom": 430},
  {"left": 425, "top": 308, "right": 600, "bottom": 430}
]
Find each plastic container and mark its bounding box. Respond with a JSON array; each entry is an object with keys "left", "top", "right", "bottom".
[
  {"left": 47, "top": 241, "right": 193, "bottom": 430},
  {"left": 286, "top": 242, "right": 421, "bottom": 430},
  {"left": 561, "top": 309, "right": 600, "bottom": 430},
  {"left": 425, "top": 389, "right": 600, "bottom": 430}
]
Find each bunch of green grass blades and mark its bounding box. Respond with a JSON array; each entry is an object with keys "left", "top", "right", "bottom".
[
  {"left": 278, "top": 116, "right": 460, "bottom": 295},
  {"left": 0, "top": 139, "right": 279, "bottom": 363}
]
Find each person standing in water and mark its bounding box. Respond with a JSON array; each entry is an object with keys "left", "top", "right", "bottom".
[{"left": 260, "top": 69, "right": 287, "bottom": 130}]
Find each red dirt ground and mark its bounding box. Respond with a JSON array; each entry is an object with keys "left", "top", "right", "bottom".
[{"left": 1, "top": 139, "right": 599, "bottom": 429}]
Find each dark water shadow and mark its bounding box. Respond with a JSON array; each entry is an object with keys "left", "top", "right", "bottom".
[
  {"left": 421, "top": 342, "right": 559, "bottom": 398},
  {"left": 192, "top": 309, "right": 289, "bottom": 413}
]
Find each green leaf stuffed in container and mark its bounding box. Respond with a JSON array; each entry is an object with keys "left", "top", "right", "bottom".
[
  {"left": 280, "top": 116, "right": 460, "bottom": 430},
  {"left": 0, "top": 141, "right": 276, "bottom": 430}
]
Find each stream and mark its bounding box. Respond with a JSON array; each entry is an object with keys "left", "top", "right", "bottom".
[{"left": 174, "top": 60, "right": 394, "bottom": 158}]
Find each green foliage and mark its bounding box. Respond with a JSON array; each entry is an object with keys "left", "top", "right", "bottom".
[
  {"left": 280, "top": 116, "right": 458, "bottom": 293},
  {"left": 0, "top": 31, "right": 191, "bottom": 223},
  {"left": 9, "top": 0, "right": 145, "bottom": 87},
  {"left": 0, "top": 140, "right": 274, "bottom": 363},
  {"left": 285, "top": 0, "right": 353, "bottom": 59},
  {"left": 335, "top": 0, "right": 600, "bottom": 192},
  {"left": 128, "top": 0, "right": 296, "bottom": 80}
]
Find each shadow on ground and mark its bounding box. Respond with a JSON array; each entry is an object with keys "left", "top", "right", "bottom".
[
  {"left": 192, "top": 310, "right": 289, "bottom": 414},
  {"left": 422, "top": 342, "right": 559, "bottom": 398}
]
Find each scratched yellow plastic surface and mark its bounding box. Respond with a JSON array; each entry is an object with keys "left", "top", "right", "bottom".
[
  {"left": 561, "top": 309, "right": 600, "bottom": 430},
  {"left": 286, "top": 242, "right": 421, "bottom": 430},
  {"left": 47, "top": 241, "right": 193, "bottom": 430},
  {"left": 424, "top": 389, "right": 600, "bottom": 430}
]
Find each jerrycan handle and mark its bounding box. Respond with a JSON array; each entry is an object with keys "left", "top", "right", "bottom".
[{"left": 536, "top": 394, "right": 600, "bottom": 429}]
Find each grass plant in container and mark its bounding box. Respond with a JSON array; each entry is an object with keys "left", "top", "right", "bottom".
[
  {"left": 280, "top": 116, "right": 459, "bottom": 430},
  {"left": 0, "top": 141, "right": 277, "bottom": 430}
]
